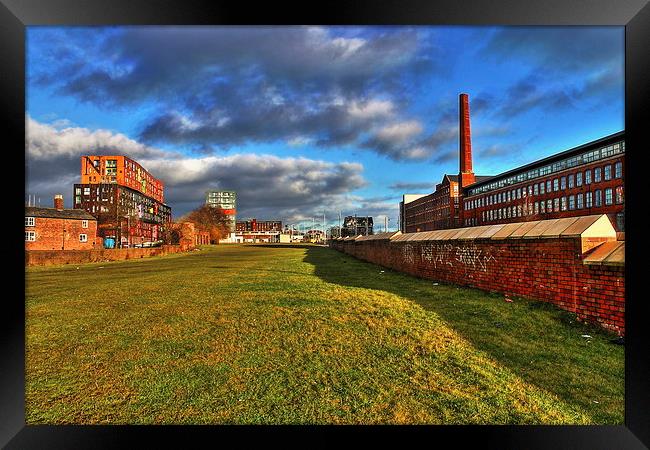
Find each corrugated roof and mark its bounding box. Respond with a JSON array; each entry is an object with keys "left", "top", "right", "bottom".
[
  {"left": 458, "top": 225, "right": 494, "bottom": 240},
  {"left": 490, "top": 222, "right": 526, "bottom": 240},
  {"left": 508, "top": 221, "right": 541, "bottom": 238},
  {"left": 391, "top": 214, "right": 615, "bottom": 243},
  {"left": 355, "top": 231, "right": 401, "bottom": 241},
  {"left": 25, "top": 206, "right": 96, "bottom": 221},
  {"left": 392, "top": 231, "right": 428, "bottom": 242},
  {"left": 477, "top": 224, "right": 504, "bottom": 239},
  {"left": 522, "top": 219, "right": 560, "bottom": 238},
  {"left": 583, "top": 241, "right": 625, "bottom": 266},
  {"left": 540, "top": 217, "right": 582, "bottom": 238},
  {"left": 560, "top": 215, "right": 613, "bottom": 238}
]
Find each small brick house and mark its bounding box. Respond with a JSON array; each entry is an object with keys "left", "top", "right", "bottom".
[{"left": 25, "top": 195, "right": 99, "bottom": 250}]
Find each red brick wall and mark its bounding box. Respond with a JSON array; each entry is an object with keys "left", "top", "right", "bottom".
[
  {"left": 25, "top": 245, "right": 189, "bottom": 267},
  {"left": 25, "top": 217, "right": 99, "bottom": 251},
  {"left": 195, "top": 231, "right": 211, "bottom": 245},
  {"left": 170, "top": 222, "right": 198, "bottom": 248},
  {"left": 331, "top": 237, "right": 624, "bottom": 336}
]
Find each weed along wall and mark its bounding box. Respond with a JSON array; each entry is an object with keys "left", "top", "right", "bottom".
[{"left": 331, "top": 215, "right": 625, "bottom": 336}]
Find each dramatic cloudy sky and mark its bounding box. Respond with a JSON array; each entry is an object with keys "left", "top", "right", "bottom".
[{"left": 26, "top": 26, "right": 624, "bottom": 230}]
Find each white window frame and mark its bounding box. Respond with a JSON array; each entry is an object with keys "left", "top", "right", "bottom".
[
  {"left": 82, "top": 220, "right": 88, "bottom": 229},
  {"left": 25, "top": 231, "right": 36, "bottom": 242},
  {"left": 25, "top": 217, "right": 35, "bottom": 227},
  {"left": 604, "top": 188, "right": 613, "bottom": 206},
  {"left": 79, "top": 234, "right": 88, "bottom": 243}
]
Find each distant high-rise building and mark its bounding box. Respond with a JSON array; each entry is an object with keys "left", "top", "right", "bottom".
[{"left": 205, "top": 190, "right": 236, "bottom": 232}]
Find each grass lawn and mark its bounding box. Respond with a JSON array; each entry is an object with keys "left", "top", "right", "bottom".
[{"left": 25, "top": 244, "right": 624, "bottom": 424}]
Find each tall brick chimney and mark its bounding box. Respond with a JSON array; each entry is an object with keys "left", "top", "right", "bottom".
[
  {"left": 54, "top": 194, "right": 64, "bottom": 210},
  {"left": 458, "top": 93, "right": 476, "bottom": 189}
]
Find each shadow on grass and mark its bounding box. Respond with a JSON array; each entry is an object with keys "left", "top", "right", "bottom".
[
  {"left": 209, "top": 266, "right": 305, "bottom": 275},
  {"left": 249, "top": 244, "right": 323, "bottom": 249},
  {"left": 303, "top": 246, "right": 624, "bottom": 424}
]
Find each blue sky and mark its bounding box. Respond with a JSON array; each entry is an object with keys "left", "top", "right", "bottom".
[{"left": 25, "top": 26, "right": 624, "bottom": 230}]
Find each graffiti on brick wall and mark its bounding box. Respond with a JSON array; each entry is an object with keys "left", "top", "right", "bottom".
[
  {"left": 412, "top": 242, "right": 497, "bottom": 272},
  {"left": 403, "top": 243, "right": 415, "bottom": 264},
  {"left": 421, "top": 243, "right": 454, "bottom": 268},
  {"left": 453, "top": 243, "right": 496, "bottom": 272}
]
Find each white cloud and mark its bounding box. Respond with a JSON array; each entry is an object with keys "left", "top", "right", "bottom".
[
  {"left": 347, "top": 99, "right": 394, "bottom": 119},
  {"left": 287, "top": 136, "right": 313, "bottom": 147},
  {"left": 375, "top": 120, "right": 423, "bottom": 143},
  {"left": 25, "top": 117, "right": 376, "bottom": 220},
  {"left": 26, "top": 115, "right": 174, "bottom": 161},
  {"left": 402, "top": 147, "right": 429, "bottom": 159},
  {"left": 331, "top": 37, "right": 366, "bottom": 57}
]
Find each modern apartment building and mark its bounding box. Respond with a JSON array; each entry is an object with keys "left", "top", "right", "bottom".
[{"left": 74, "top": 155, "right": 172, "bottom": 247}]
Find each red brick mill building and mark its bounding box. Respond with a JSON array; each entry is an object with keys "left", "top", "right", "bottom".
[
  {"left": 25, "top": 194, "right": 99, "bottom": 250},
  {"left": 400, "top": 93, "right": 625, "bottom": 233}
]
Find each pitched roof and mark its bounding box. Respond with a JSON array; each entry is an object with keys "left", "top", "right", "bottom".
[
  {"left": 445, "top": 174, "right": 492, "bottom": 184},
  {"left": 25, "top": 206, "right": 96, "bottom": 221},
  {"left": 473, "top": 175, "right": 494, "bottom": 183}
]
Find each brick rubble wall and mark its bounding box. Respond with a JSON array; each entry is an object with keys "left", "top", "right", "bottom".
[
  {"left": 25, "top": 244, "right": 192, "bottom": 267},
  {"left": 331, "top": 237, "right": 624, "bottom": 336}
]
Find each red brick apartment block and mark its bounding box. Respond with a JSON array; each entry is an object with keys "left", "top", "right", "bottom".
[
  {"left": 25, "top": 195, "right": 99, "bottom": 251},
  {"left": 332, "top": 214, "right": 625, "bottom": 336},
  {"left": 80, "top": 155, "right": 164, "bottom": 203},
  {"left": 236, "top": 219, "right": 283, "bottom": 232},
  {"left": 75, "top": 155, "right": 172, "bottom": 247}
]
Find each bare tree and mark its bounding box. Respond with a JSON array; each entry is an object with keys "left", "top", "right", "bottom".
[
  {"left": 185, "top": 205, "right": 232, "bottom": 243},
  {"left": 159, "top": 227, "right": 180, "bottom": 245}
]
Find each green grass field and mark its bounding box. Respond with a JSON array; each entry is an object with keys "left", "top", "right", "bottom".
[{"left": 25, "top": 244, "right": 624, "bottom": 424}]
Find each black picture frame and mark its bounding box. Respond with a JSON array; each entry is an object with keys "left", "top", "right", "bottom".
[{"left": 3, "top": 0, "right": 648, "bottom": 448}]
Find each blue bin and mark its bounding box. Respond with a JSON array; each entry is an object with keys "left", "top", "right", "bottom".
[{"left": 104, "top": 238, "right": 116, "bottom": 249}]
